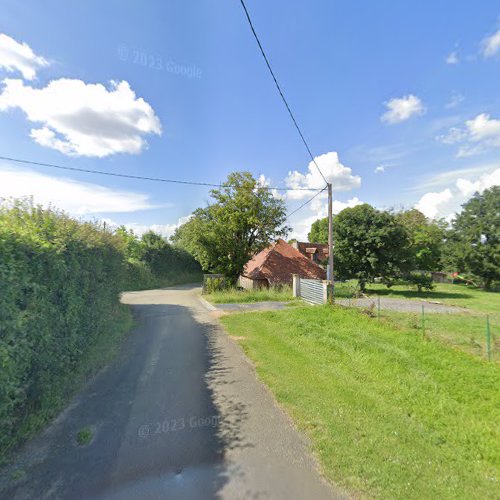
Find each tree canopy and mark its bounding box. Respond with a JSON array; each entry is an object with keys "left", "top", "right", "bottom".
[
  {"left": 333, "top": 204, "right": 411, "bottom": 290},
  {"left": 395, "top": 208, "right": 445, "bottom": 271},
  {"left": 444, "top": 186, "right": 500, "bottom": 289},
  {"left": 171, "top": 172, "right": 289, "bottom": 283},
  {"left": 308, "top": 217, "right": 328, "bottom": 243}
]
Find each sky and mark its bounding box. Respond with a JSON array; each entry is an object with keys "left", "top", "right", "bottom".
[{"left": 0, "top": 0, "right": 499, "bottom": 240}]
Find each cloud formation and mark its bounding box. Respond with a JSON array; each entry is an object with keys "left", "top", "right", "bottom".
[
  {"left": 0, "top": 165, "right": 157, "bottom": 215},
  {"left": 285, "top": 152, "right": 361, "bottom": 200},
  {"left": 481, "top": 29, "right": 500, "bottom": 58},
  {"left": 445, "top": 51, "right": 459, "bottom": 65},
  {"left": 0, "top": 33, "right": 48, "bottom": 80},
  {"left": 381, "top": 94, "right": 425, "bottom": 124},
  {"left": 415, "top": 166, "right": 500, "bottom": 219},
  {"left": 0, "top": 79, "right": 161, "bottom": 157},
  {"left": 437, "top": 113, "right": 500, "bottom": 157}
]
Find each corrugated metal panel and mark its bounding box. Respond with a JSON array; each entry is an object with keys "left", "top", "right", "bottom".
[{"left": 300, "top": 278, "right": 325, "bottom": 305}]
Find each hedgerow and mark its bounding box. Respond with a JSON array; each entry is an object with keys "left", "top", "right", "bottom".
[{"left": 0, "top": 200, "right": 200, "bottom": 460}]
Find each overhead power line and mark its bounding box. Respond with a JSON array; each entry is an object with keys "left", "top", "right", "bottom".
[
  {"left": 0, "top": 155, "right": 322, "bottom": 192},
  {"left": 238, "top": 0, "right": 329, "bottom": 186},
  {"left": 286, "top": 186, "right": 327, "bottom": 219}
]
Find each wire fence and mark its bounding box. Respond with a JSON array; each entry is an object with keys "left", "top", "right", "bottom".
[{"left": 336, "top": 294, "right": 497, "bottom": 362}]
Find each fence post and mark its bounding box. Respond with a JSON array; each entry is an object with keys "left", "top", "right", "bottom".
[
  {"left": 486, "top": 315, "right": 491, "bottom": 361},
  {"left": 322, "top": 280, "right": 328, "bottom": 305},
  {"left": 377, "top": 296, "right": 381, "bottom": 320},
  {"left": 292, "top": 274, "right": 300, "bottom": 298},
  {"left": 421, "top": 303, "right": 425, "bottom": 338}
]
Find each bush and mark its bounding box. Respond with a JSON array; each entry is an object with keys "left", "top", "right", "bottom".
[{"left": 407, "top": 272, "right": 435, "bottom": 292}]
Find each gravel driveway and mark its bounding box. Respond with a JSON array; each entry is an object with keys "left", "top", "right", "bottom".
[
  {"left": 213, "top": 298, "right": 467, "bottom": 314},
  {"left": 336, "top": 297, "right": 467, "bottom": 314}
]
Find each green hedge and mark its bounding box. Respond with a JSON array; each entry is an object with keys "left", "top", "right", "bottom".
[
  {"left": 0, "top": 201, "right": 128, "bottom": 458},
  {"left": 0, "top": 201, "right": 203, "bottom": 460}
]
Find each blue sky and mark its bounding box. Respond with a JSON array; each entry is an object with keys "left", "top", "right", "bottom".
[{"left": 0, "top": 0, "right": 499, "bottom": 239}]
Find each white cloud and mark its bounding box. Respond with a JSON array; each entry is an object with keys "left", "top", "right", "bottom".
[
  {"left": 0, "top": 33, "right": 48, "bottom": 80},
  {"left": 481, "top": 29, "right": 500, "bottom": 58},
  {"left": 285, "top": 152, "right": 361, "bottom": 200},
  {"left": 381, "top": 94, "right": 425, "bottom": 124},
  {"left": 0, "top": 78, "right": 161, "bottom": 157},
  {"left": 415, "top": 189, "right": 453, "bottom": 219},
  {"left": 415, "top": 167, "right": 500, "bottom": 219},
  {"left": 437, "top": 113, "right": 500, "bottom": 157},
  {"left": 412, "top": 163, "right": 500, "bottom": 193},
  {"left": 374, "top": 165, "right": 385, "bottom": 174},
  {"left": 456, "top": 168, "right": 500, "bottom": 198},
  {"left": 436, "top": 127, "right": 467, "bottom": 144},
  {"left": 0, "top": 164, "right": 158, "bottom": 215},
  {"left": 465, "top": 113, "right": 500, "bottom": 145},
  {"left": 445, "top": 91, "right": 464, "bottom": 109},
  {"left": 445, "top": 51, "right": 459, "bottom": 65}
]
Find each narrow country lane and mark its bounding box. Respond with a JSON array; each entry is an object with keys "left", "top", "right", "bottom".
[{"left": 0, "top": 285, "right": 342, "bottom": 500}]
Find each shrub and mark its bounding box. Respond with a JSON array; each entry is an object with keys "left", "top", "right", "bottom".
[{"left": 407, "top": 272, "right": 435, "bottom": 292}]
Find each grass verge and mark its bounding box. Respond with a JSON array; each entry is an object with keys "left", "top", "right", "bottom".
[
  {"left": 205, "top": 286, "right": 296, "bottom": 304},
  {"left": 221, "top": 305, "right": 500, "bottom": 499}
]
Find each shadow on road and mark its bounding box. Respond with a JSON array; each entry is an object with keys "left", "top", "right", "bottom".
[{"left": 0, "top": 299, "right": 251, "bottom": 499}]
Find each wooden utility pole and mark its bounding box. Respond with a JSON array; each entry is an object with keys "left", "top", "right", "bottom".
[{"left": 327, "top": 182, "right": 334, "bottom": 302}]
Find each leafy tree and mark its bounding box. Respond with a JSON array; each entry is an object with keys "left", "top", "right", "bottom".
[
  {"left": 172, "top": 171, "right": 289, "bottom": 283},
  {"left": 115, "top": 226, "right": 141, "bottom": 260},
  {"left": 308, "top": 217, "right": 328, "bottom": 243},
  {"left": 395, "top": 208, "right": 445, "bottom": 271},
  {"left": 333, "top": 204, "right": 411, "bottom": 291},
  {"left": 444, "top": 187, "right": 500, "bottom": 289}
]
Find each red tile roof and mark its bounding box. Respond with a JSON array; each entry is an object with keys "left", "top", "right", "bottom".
[{"left": 242, "top": 239, "right": 326, "bottom": 285}]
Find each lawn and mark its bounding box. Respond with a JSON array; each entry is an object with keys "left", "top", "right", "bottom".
[
  {"left": 365, "top": 282, "right": 498, "bottom": 314},
  {"left": 362, "top": 283, "right": 500, "bottom": 362},
  {"left": 221, "top": 306, "right": 500, "bottom": 499}
]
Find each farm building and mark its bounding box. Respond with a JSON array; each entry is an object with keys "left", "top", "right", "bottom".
[
  {"left": 239, "top": 239, "right": 326, "bottom": 290},
  {"left": 291, "top": 241, "right": 329, "bottom": 264}
]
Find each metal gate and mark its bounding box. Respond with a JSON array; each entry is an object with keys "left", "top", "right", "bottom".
[{"left": 293, "top": 275, "right": 329, "bottom": 305}]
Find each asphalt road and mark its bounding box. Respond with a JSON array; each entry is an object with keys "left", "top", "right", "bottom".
[{"left": 0, "top": 285, "right": 342, "bottom": 500}]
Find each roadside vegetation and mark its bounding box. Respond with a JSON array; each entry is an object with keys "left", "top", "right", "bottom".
[
  {"left": 221, "top": 305, "right": 500, "bottom": 499},
  {"left": 0, "top": 200, "right": 200, "bottom": 463},
  {"left": 205, "top": 285, "right": 295, "bottom": 304}
]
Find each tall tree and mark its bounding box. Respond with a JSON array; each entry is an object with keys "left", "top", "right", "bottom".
[
  {"left": 395, "top": 208, "right": 445, "bottom": 271},
  {"left": 172, "top": 172, "right": 289, "bottom": 283},
  {"left": 333, "top": 204, "right": 411, "bottom": 291},
  {"left": 444, "top": 187, "right": 500, "bottom": 289},
  {"left": 308, "top": 217, "right": 328, "bottom": 243}
]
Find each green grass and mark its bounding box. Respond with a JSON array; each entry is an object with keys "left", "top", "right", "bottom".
[
  {"left": 205, "top": 285, "right": 296, "bottom": 304},
  {"left": 381, "top": 310, "right": 499, "bottom": 362},
  {"left": 221, "top": 306, "right": 500, "bottom": 499},
  {"left": 76, "top": 427, "right": 94, "bottom": 446},
  {"left": 365, "top": 282, "right": 499, "bottom": 314}
]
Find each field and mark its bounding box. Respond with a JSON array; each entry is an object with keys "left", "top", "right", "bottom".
[{"left": 221, "top": 305, "right": 500, "bottom": 498}]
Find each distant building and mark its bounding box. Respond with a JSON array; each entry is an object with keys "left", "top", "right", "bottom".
[
  {"left": 291, "top": 241, "right": 329, "bottom": 265},
  {"left": 239, "top": 239, "right": 326, "bottom": 289},
  {"left": 431, "top": 271, "right": 449, "bottom": 283}
]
